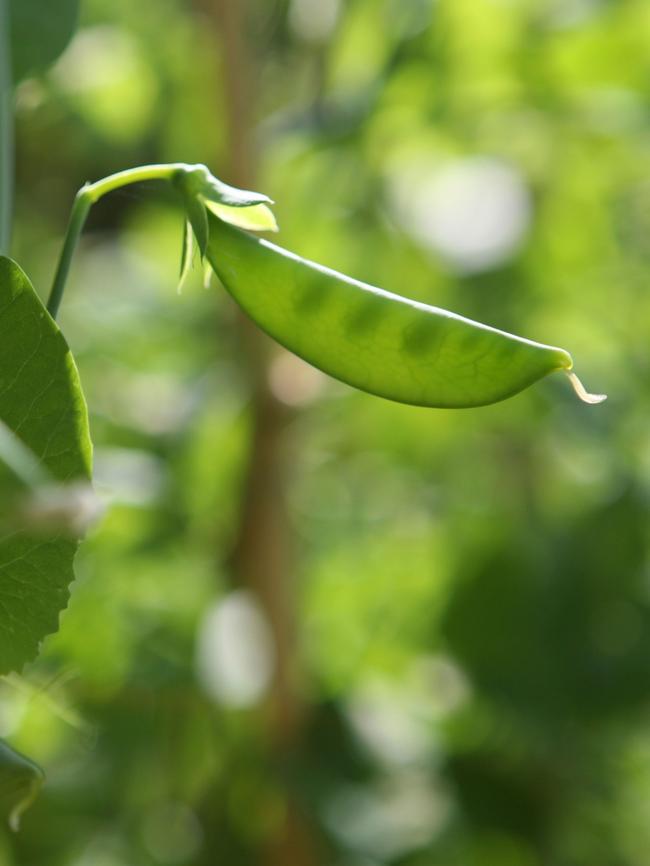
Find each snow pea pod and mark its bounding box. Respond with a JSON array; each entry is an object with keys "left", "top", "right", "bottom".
[{"left": 206, "top": 213, "right": 601, "bottom": 408}]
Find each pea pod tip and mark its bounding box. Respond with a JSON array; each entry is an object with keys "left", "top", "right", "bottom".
[{"left": 565, "top": 370, "right": 607, "bottom": 405}]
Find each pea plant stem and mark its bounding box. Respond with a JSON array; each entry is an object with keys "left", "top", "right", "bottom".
[
  {"left": 0, "top": 0, "right": 14, "bottom": 255},
  {"left": 46, "top": 163, "right": 185, "bottom": 319},
  {"left": 46, "top": 191, "right": 92, "bottom": 319}
]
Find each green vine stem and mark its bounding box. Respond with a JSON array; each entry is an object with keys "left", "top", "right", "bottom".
[
  {"left": 46, "top": 164, "right": 184, "bottom": 319},
  {"left": 0, "top": 0, "right": 14, "bottom": 255}
]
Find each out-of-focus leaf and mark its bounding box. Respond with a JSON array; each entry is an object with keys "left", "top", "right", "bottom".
[
  {"left": 0, "top": 740, "right": 44, "bottom": 831},
  {"left": 9, "top": 0, "right": 80, "bottom": 82},
  {"left": 0, "top": 256, "right": 92, "bottom": 674}
]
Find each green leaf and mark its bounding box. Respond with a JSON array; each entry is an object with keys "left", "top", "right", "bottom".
[
  {"left": 0, "top": 256, "right": 92, "bottom": 674},
  {"left": 177, "top": 164, "right": 273, "bottom": 209},
  {"left": 0, "top": 420, "right": 99, "bottom": 535},
  {"left": 173, "top": 163, "right": 276, "bottom": 238},
  {"left": 0, "top": 420, "right": 98, "bottom": 539},
  {"left": 178, "top": 219, "right": 194, "bottom": 292},
  {"left": 9, "top": 0, "right": 80, "bottom": 82},
  {"left": 0, "top": 419, "right": 50, "bottom": 493},
  {"left": 205, "top": 200, "right": 278, "bottom": 233},
  {"left": 0, "top": 740, "right": 44, "bottom": 831},
  {"left": 182, "top": 192, "right": 209, "bottom": 259}
]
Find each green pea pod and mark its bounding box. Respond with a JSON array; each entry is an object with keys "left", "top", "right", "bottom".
[{"left": 206, "top": 213, "right": 604, "bottom": 409}]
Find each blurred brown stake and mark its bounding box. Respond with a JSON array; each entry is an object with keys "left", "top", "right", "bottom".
[{"left": 203, "top": 0, "right": 316, "bottom": 863}]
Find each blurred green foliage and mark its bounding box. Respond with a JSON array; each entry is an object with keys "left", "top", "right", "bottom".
[{"left": 2, "top": 0, "right": 650, "bottom": 864}]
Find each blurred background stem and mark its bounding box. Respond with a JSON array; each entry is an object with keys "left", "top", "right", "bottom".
[
  {"left": 0, "top": 0, "right": 13, "bottom": 254},
  {"left": 207, "top": 1, "right": 316, "bottom": 863}
]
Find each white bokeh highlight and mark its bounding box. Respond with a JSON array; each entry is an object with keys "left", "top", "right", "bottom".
[
  {"left": 289, "top": 0, "right": 341, "bottom": 42},
  {"left": 196, "top": 590, "right": 275, "bottom": 708},
  {"left": 390, "top": 157, "right": 532, "bottom": 274}
]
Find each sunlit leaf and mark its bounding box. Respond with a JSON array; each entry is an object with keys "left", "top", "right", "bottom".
[
  {"left": 182, "top": 192, "right": 209, "bottom": 259},
  {"left": 0, "top": 419, "right": 49, "bottom": 493},
  {"left": 205, "top": 200, "right": 278, "bottom": 233},
  {"left": 188, "top": 165, "right": 273, "bottom": 209},
  {"left": 174, "top": 164, "right": 277, "bottom": 234},
  {"left": 0, "top": 257, "right": 92, "bottom": 674},
  {"left": 178, "top": 219, "right": 194, "bottom": 292},
  {"left": 0, "top": 421, "right": 99, "bottom": 535}
]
